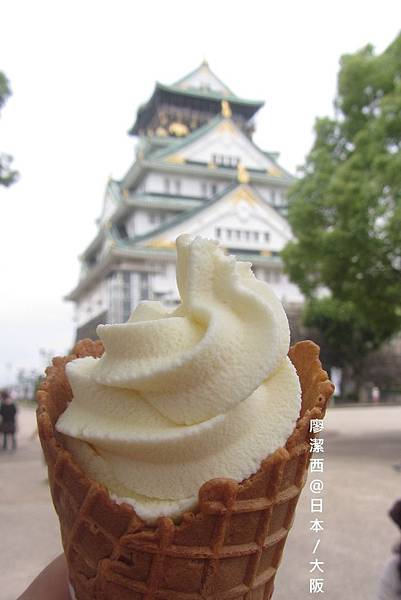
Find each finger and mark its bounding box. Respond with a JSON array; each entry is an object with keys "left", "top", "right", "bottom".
[{"left": 17, "top": 553, "right": 70, "bottom": 600}]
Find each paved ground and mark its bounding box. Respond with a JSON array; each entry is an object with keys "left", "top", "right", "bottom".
[
  {"left": 1, "top": 405, "right": 400, "bottom": 600},
  {"left": 275, "top": 405, "right": 401, "bottom": 599}
]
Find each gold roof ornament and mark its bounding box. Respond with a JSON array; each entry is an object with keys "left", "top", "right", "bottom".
[
  {"left": 231, "top": 186, "right": 256, "bottom": 205},
  {"left": 267, "top": 165, "right": 281, "bottom": 177},
  {"left": 122, "top": 188, "right": 129, "bottom": 199},
  {"left": 155, "top": 126, "right": 168, "bottom": 137},
  {"left": 146, "top": 239, "right": 175, "bottom": 249},
  {"left": 237, "top": 162, "right": 250, "bottom": 184},
  {"left": 169, "top": 122, "right": 189, "bottom": 137},
  {"left": 217, "top": 120, "right": 235, "bottom": 134},
  {"left": 165, "top": 154, "right": 185, "bottom": 164},
  {"left": 221, "top": 99, "right": 232, "bottom": 119}
]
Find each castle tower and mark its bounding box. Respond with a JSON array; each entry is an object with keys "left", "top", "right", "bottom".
[{"left": 66, "top": 62, "right": 302, "bottom": 340}]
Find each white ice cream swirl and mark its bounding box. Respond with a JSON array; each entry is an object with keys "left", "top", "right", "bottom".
[{"left": 57, "top": 235, "right": 301, "bottom": 522}]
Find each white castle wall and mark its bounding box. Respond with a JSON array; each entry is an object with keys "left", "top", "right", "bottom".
[
  {"left": 142, "top": 172, "right": 224, "bottom": 198},
  {"left": 73, "top": 108, "right": 301, "bottom": 330},
  {"left": 75, "top": 279, "right": 109, "bottom": 327}
]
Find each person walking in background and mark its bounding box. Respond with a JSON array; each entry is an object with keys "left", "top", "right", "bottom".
[
  {"left": 0, "top": 390, "right": 17, "bottom": 451},
  {"left": 377, "top": 499, "right": 401, "bottom": 599},
  {"left": 372, "top": 385, "right": 381, "bottom": 403}
]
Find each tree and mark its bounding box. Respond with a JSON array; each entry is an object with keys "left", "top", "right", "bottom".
[
  {"left": 282, "top": 33, "right": 401, "bottom": 397},
  {"left": 0, "top": 71, "right": 18, "bottom": 187}
]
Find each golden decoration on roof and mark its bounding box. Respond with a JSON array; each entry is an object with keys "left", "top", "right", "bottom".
[
  {"left": 155, "top": 126, "right": 168, "bottom": 137},
  {"left": 231, "top": 187, "right": 256, "bottom": 205},
  {"left": 267, "top": 165, "right": 281, "bottom": 177},
  {"left": 217, "top": 121, "right": 235, "bottom": 134},
  {"left": 168, "top": 122, "right": 189, "bottom": 137},
  {"left": 237, "top": 162, "right": 250, "bottom": 184},
  {"left": 122, "top": 188, "right": 129, "bottom": 198},
  {"left": 221, "top": 99, "right": 232, "bottom": 119},
  {"left": 146, "top": 239, "right": 175, "bottom": 249},
  {"left": 165, "top": 154, "right": 185, "bottom": 164}
]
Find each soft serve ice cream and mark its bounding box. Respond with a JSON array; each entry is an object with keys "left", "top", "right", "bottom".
[{"left": 57, "top": 235, "right": 301, "bottom": 522}]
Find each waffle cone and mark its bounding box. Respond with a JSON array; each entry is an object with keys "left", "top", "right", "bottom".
[{"left": 37, "top": 340, "right": 333, "bottom": 600}]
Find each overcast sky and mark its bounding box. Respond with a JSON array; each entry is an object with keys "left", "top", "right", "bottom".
[{"left": 0, "top": 0, "right": 400, "bottom": 386}]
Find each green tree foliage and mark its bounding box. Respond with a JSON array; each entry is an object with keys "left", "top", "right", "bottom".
[
  {"left": 0, "top": 71, "right": 18, "bottom": 187},
  {"left": 282, "top": 33, "right": 401, "bottom": 386}
]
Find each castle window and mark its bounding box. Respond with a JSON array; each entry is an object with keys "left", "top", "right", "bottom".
[
  {"left": 212, "top": 154, "right": 240, "bottom": 168},
  {"left": 139, "top": 272, "right": 150, "bottom": 301},
  {"left": 116, "top": 222, "right": 128, "bottom": 239},
  {"left": 226, "top": 229, "right": 232, "bottom": 240},
  {"left": 245, "top": 231, "right": 250, "bottom": 241},
  {"left": 211, "top": 183, "right": 217, "bottom": 195},
  {"left": 201, "top": 182, "right": 207, "bottom": 197},
  {"left": 264, "top": 232, "right": 270, "bottom": 242},
  {"left": 87, "top": 252, "right": 97, "bottom": 267},
  {"left": 253, "top": 231, "right": 260, "bottom": 242},
  {"left": 164, "top": 178, "right": 170, "bottom": 194},
  {"left": 216, "top": 227, "right": 222, "bottom": 239},
  {"left": 175, "top": 180, "right": 181, "bottom": 195},
  {"left": 122, "top": 271, "right": 132, "bottom": 322}
]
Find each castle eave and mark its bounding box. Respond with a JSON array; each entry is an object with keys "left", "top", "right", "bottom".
[
  {"left": 129, "top": 83, "right": 264, "bottom": 136},
  {"left": 65, "top": 246, "right": 177, "bottom": 302},
  {"left": 65, "top": 252, "right": 115, "bottom": 302}
]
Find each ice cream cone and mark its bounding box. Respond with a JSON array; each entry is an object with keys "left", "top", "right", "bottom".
[{"left": 37, "top": 339, "right": 333, "bottom": 600}]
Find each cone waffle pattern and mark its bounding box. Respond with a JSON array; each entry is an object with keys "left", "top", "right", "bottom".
[{"left": 37, "top": 340, "right": 334, "bottom": 600}]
